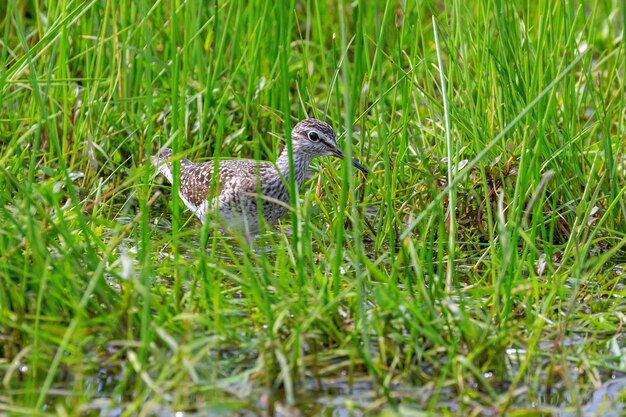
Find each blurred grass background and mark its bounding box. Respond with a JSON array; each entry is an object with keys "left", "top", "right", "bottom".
[{"left": 0, "top": 0, "right": 625, "bottom": 415}]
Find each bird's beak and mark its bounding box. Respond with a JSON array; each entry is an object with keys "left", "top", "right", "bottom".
[{"left": 333, "top": 148, "right": 369, "bottom": 175}]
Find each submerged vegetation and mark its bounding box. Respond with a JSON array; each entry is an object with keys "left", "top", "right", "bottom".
[{"left": 1, "top": 0, "right": 625, "bottom": 415}]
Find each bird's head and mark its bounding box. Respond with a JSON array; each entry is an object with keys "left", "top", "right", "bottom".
[{"left": 291, "top": 118, "right": 369, "bottom": 174}]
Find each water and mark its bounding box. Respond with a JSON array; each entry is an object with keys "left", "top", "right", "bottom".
[
  {"left": 22, "top": 348, "right": 625, "bottom": 417},
  {"left": 55, "top": 215, "right": 626, "bottom": 417}
]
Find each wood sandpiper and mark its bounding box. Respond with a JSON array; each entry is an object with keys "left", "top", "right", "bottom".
[{"left": 152, "top": 118, "right": 369, "bottom": 236}]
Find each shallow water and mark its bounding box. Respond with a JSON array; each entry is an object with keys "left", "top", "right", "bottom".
[
  {"left": 32, "top": 367, "right": 626, "bottom": 417},
  {"left": 74, "top": 215, "right": 626, "bottom": 417}
]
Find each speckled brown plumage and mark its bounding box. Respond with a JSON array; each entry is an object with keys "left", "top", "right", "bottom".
[{"left": 152, "top": 118, "right": 369, "bottom": 236}]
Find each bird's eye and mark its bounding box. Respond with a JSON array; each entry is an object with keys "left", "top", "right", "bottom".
[{"left": 308, "top": 131, "right": 320, "bottom": 142}]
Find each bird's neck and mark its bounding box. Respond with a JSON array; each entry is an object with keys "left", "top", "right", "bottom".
[{"left": 275, "top": 147, "right": 313, "bottom": 188}]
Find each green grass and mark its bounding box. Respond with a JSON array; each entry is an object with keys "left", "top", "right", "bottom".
[{"left": 1, "top": 0, "right": 625, "bottom": 415}]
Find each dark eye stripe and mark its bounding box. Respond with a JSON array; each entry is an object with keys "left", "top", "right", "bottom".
[{"left": 318, "top": 137, "right": 333, "bottom": 148}]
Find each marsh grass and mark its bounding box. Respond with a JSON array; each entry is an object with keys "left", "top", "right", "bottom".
[{"left": 1, "top": 0, "right": 625, "bottom": 415}]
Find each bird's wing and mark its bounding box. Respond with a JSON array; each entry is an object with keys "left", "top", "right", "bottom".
[{"left": 179, "top": 161, "right": 217, "bottom": 208}]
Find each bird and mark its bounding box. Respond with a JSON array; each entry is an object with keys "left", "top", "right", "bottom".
[{"left": 152, "top": 118, "right": 369, "bottom": 237}]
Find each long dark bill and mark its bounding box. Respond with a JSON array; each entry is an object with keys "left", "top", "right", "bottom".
[
  {"left": 333, "top": 148, "right": 369, "bottom": 175},
  {"left": 350, "top": 158, "right": 369, "bottom": 175}
]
